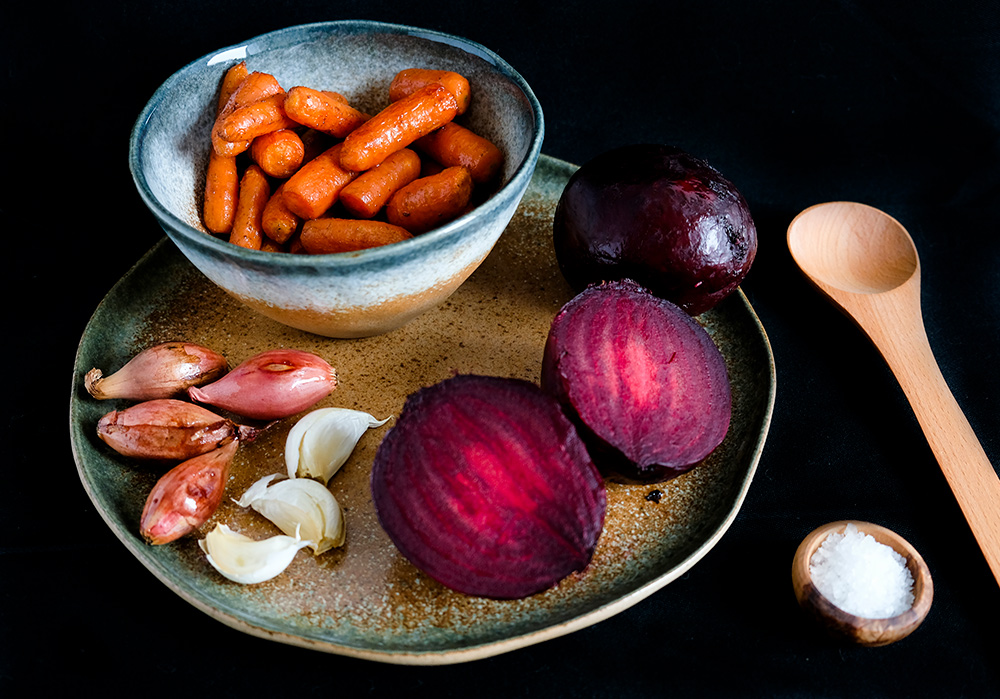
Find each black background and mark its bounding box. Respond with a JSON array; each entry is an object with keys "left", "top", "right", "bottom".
[{"left": 4, "top": 1, "right": 1000, "bottom": 695}]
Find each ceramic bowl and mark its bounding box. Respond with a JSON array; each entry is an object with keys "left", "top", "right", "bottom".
[
  {"left": 129, "top": 20, "right": 544, "bottom": 338},
  {"left": 791, "top": 520, "right": 933, "bottom": 646}
]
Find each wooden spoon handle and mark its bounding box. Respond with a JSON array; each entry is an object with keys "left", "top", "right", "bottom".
[{"left": 873, "top": 315, "right": 1000, "bottom": 585}]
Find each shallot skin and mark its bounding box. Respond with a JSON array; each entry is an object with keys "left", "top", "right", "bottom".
[
  {"left": 85, "top": 342, "right": 228, "bottom": 400},
  {"left": 96, "top": 399, "right": 260, "bottom": 461},
  {"left": 188, "top": 349, "right": 337, "bottom": 421},
  {"left": 140, "top": 439, "right": 238, "bottom": 545}
]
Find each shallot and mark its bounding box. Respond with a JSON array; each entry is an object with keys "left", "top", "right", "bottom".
[
  {"left": 85, "top": 342, "right": 227, "bottom": 400},
  {"left": 188, "top": 349, "right": 337, "bottom": 420},
  {"left": 97, "top": 399, "right": 263, "bottom": 461},
  {"left": 140, "top": 439, "right": 238, "bottom": 545}
]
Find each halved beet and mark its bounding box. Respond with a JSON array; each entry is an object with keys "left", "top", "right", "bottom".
[
  {"left": 370, "top": 374, "right": 606, "bottom": 599},
  {"left": 541, "top": 279, "right": 731, "bottom": 483}
]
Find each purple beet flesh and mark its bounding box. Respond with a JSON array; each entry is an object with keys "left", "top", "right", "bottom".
[
  {"left": 542, "top": 279, "right": 731, "bottom": 483},
  {"left": 370, "top": 374, "right": 606, "bottom": 599}
]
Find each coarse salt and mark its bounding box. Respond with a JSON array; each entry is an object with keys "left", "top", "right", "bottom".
[{"left": 809, "top": 523, "right": 914, "bottom": 619}]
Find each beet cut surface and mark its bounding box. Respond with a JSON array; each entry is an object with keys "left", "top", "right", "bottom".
[
  {"left": 370, "top": 374, "right": 606, "bottom": 600},
  {"left": 542, "top": 279, "right": 731, "bottom": 483}
]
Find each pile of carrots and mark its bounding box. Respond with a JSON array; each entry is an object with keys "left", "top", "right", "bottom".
[{"left": 202, "top": 63, "right": 504, "bottom": 253}]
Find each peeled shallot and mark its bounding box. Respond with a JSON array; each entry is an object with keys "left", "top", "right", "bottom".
[
  {"left": 188, "top": 349, "right": 337, "bottom": 420},
  {"left": 140, "top": 439, "right": 238, "bottom": 545}
]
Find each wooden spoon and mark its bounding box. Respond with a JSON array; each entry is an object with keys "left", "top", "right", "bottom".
[
  {"left": 787, "top": 201, "right": 1000, "bottom": 586},
  {"left": 792, "top": 520, "right": 933, "bottom": 646}
]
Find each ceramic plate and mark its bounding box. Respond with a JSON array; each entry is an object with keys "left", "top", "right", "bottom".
[{"left": 70, "top": 154, "right": 776, "bottom": 665}]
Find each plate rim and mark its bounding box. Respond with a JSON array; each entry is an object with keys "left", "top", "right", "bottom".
[{"left": 70, "top": 153, "right": 776, "bottom": 665}]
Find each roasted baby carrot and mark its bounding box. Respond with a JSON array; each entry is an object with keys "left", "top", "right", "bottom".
[
  {"left": 212, "top": 71, "right": 285, "bottom": 157},
  {"left": 386, "top": 166, "right": 473, "bottom": 234},
  {"left": 203, "top": 150, "right": 239, "bottom": 234},
  {"left": 202, "top": 61, "right": 249, "bottom": 233},
  {"left": 250, "top": 129, "right": 306, "bottom": 178},
  {"left": 339, "top": 148, "right": 422, "bottom": 219},
  {"left": 229, "top": 164, "right": 270, "bottom": 250},
  {"left": 217, "top": 61, "right": 249, "bottom": 114},
  {"left": 414, "top": 122, "right": 504, "bottom": 184},
  {"left": 299, "top": 218, "right": 413, "bottom": 254},
  {"left": 260, "top": 237, "right": 286, "bottom": 253},
  {"left": 218, "top": 92, "right": 297, "bottom": 144},
  {"left": 389, "top": 68, "right": 471, "bottom": 115},
  {"left": 284, "top": 86, "right": 368, "bottom": 138},
  {"left": 281, "top": 143, "right": 358, "bottom": 219},
  {"left": 340, "top": 83, "right": 459, "bottom": 172},
  {"left": 261, "top": 183, "right": 301, "bottom": 244}
]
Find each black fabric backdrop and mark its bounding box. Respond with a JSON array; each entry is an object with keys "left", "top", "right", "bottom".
[{"left": 4, "top": 1, "right": 999, "bottom": 695}]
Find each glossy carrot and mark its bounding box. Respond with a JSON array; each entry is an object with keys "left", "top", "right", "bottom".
[
  {"left": 386, "top": 166, "right": 473, "bottom": 234},
  {"left": 340, "top": 84, "right": 458, "bottom": 172},
  {"left": 389, "top": 68, "right": 471, "bottom": 115},
  {"left": 203, "top": 150, "right": 239, "bottom": 234},
  {"left": 300, "top": 218, "right": 413, "bottom": 254},
  {"left": 217, "top": 61, "right": 249, "bottom": 114},
  {"left": 414, "top": 122, "right": 503, "bottom": 184},
  {"left": 250, "top": 129, "right": 306, "bottom": 178},
  {"left": 218, "top": 92, "right": 297, "bottom": 144},
  {"left": 212, "top": 72, "right": 285, "bottom": 156},
  {"left": 229, "top": 164, "right": 270, "bottom": 250},
  {"left": 281, "top": 143, "right": 358, "bottom": 219},
  {"left": 202, "top": 62, "right": 249, "bottom": 234},
  {"left": 339, "top": 148, "right": 422, "bottom": 219},
  {"left": 261, "top": 183, "right": 301, "bottom": 244},
  {"left": 284, "top": 86, "right": 368, "bottom": 138},
  {"left": 260, "top": 237, "right": 286, "bottom": 253}
]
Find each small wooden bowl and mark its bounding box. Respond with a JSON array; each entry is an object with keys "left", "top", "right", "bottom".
[{"left": 792, "top": 520, "right": 933, "bottom": 646}]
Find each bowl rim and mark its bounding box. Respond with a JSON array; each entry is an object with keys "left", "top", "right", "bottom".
[{"left": 128, "top": 19, "right": 545, "bottom": 268}]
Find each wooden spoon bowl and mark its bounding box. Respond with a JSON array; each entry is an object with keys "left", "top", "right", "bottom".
[{"left": 792, "top": 520, "right": 933, "bottom": 646}]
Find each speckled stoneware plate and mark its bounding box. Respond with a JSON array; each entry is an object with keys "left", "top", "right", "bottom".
[{"left": 70, "top": 155, "right": 776, "bottom": 665}]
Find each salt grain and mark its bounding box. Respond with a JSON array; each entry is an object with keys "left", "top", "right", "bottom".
[{"left": 809, "top": 523, "right": 914, "bottom": 618}]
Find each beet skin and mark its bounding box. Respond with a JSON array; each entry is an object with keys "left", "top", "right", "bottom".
[{"left": 553, "top": 144, "right": 757, "bottom": 315}]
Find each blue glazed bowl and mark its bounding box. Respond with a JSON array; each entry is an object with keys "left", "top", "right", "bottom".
[{"left": 130, "top": 20, "right": 544, "bottom": 338}]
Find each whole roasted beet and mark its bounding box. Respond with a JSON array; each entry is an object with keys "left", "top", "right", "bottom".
[
  {"left": 542, "top": 279, "right": 731, "bottom": 483},
  {"left": 371, "top": 374, "right": 606, "bottom": 599},
  {"left": 553, "top": 144, "right": 756, "bottom": 315}
]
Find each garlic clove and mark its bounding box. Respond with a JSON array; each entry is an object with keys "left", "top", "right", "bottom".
[
  {"left": 85, "top": 342, "right": 228, "bottom": 400},
  {"left": 285, "top": 407, "right": 391, "bottom": 483},
  {"left": 199, "top": 523, "right": 312, "bottom": 584},
  {"left": 235, "top": 473, "right": 345, "bottom": 554}
]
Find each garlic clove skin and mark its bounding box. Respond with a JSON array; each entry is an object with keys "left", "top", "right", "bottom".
[
  {"left": 188, "top": 349, "right": 337, "bottom": 421},
  {"left": 85, "top": 342, "right": 228, "bottom": 400},
  {"left": 140, "top": 439, "right": 238, "bottom": 545},
  {"left": 199, "top": 523, "right": 312, "bottom": 584},
  {"left": 235, "top": 473, "right": 346, "bottom": 554},
  {"left": 285, "top": 407, "right": 391, "bottom": 483}
]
